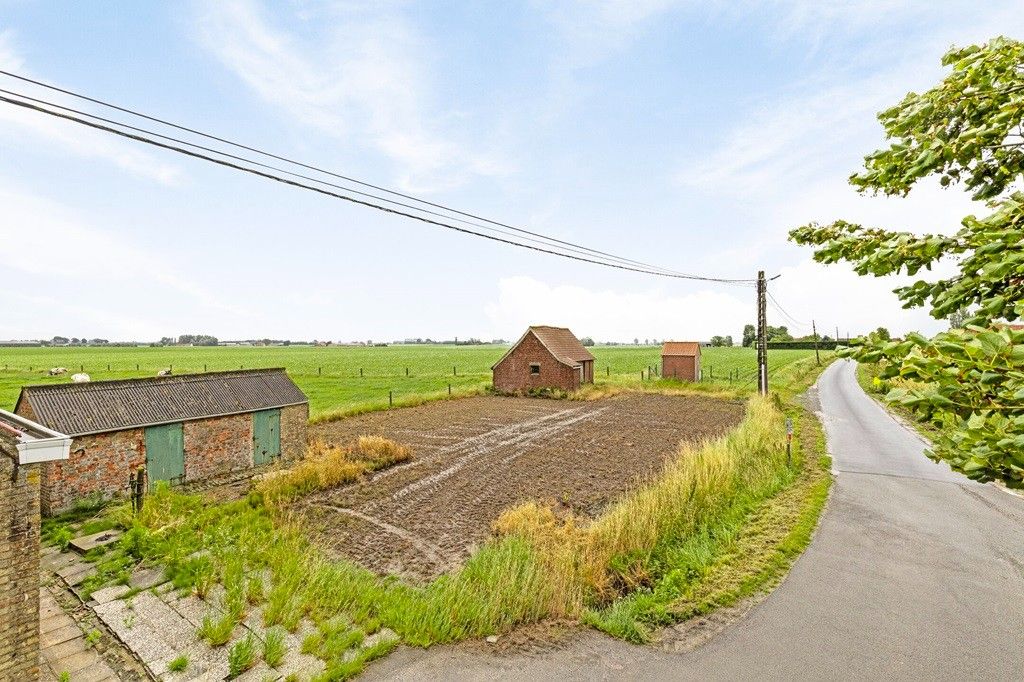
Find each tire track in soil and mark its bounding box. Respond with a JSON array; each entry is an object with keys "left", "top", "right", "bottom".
[
  {"left": 304, "top": 394, "right": 744, "bottom": 581},
  {"left": 370, "top": 405, "right": 607, "bottom": 517}
]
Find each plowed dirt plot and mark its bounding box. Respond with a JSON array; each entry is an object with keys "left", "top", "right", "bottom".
[{"left": 301, "top": 393, "right": 744, "bottom": 581}]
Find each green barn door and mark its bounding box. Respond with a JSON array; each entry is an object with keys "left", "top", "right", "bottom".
[
  {"left": 145, "top": 422, "right": 184, "bottom": 486},
  {"left": 253, "top": 409, "right": 281, "bottom": 465}
]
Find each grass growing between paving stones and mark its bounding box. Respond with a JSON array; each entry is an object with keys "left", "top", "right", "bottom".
[{"left": 167, "top": 654, "right": 189, "bottom": 672}]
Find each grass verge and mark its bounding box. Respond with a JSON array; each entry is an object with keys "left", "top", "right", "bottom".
[{"left": 855, "top": 362, "right": 942, "bottom": 442}]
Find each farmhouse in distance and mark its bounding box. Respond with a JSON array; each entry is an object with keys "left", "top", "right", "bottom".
[
  {"left": 15, "top": 368, "right": 308, "bottom": 514},
  {"left": 492, "top": 325, "right": 595, "bottom": 393}
]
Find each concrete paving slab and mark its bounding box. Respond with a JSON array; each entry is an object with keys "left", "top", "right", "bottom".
[
  {"left": 40, "top": 612, "right": 74, "bottom": 635},
  {"left": 69, "top": 530, "right": 122, "bottom": 555},
  {"left": 42, "top": 636, "right": 92, "bottom": 663},
  {"left": 130, "top": 566, "right": 167, "bottom": 590},
  {"left": 41, "top": 623, "right": 85, "bottom": 649},
  {"left": 66, "top": 660, "right": 118, "bottom": 682},
  {"left": 89, "top": 584, "right": 131, "bottom": 605},
  {"left": 48, "top": 649, "right": 97, "bottom": 674}
]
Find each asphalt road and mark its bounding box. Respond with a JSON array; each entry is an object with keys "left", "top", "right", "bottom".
[{"left": 365, "top": 360, "right": 1024, "bottom": 681}]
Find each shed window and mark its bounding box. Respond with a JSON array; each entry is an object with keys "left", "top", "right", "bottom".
[{"left": 530, "top": 363, "right": 541, "bottom": 375}]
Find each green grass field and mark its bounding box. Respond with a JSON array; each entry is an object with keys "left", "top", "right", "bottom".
[{"left": 0, "top": 345, "right": 820, "bottom": 417}]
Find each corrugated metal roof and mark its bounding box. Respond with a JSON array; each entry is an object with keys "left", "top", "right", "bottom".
[
  {"left": 661, "top": 341, "right": 701, "bottom": 356},
  {"left": 17, "top": 369, "right": 307, "bottom": 436}
]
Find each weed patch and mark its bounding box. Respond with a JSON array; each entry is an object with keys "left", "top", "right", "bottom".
[{"left": 254, "top": 437, "right": 411, "bottom": 508}]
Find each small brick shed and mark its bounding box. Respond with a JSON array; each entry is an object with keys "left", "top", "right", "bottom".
[
  {"left": 15, "top": 369, "right": 308, "bottom": 515},
  {"left": 492, "top": 326, "right": 595, "bottom": 393},
  {"left": 662, "top": 341, "right": 701, "bottom": 382}
]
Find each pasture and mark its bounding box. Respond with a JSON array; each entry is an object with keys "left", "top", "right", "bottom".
[{"left": 0, "top": 344, "right": 819, "bottom": 417}]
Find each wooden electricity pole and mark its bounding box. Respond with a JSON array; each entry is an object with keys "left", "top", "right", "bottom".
[
  {"left": 812, "top": 319, "right": 821, "bottom": 366},
  {"left": 756, "top": 270, "right": 768, "bottom": 395}
]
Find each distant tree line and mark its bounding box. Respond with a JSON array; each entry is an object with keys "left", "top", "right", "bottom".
[{"left": 160, "top": 335, "right": 219, "bottom": 346}]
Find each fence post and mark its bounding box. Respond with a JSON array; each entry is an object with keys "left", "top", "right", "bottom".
[
  {"left": 318, "top": 367, "right": 321, "bottom": 376},
  {"left": 389, "top": 390, "right": 393, "bottom": 407},
  {"left": 453, "top": 365, "right": 457, "bottom": 377},
  {"left": 448, "top": 383, "right": 452, "bottom": 396},
  {"left": 80, "top": 364, "right": 84, "bottom": 372},
  {"left": 607, "top": 366, "right": 610, "bottom": 376},
  {"left": 107, "top": 364, "right": 110, "bottom": 371},
  {"left": 360, "top": 368, "right": 363, "bottom": 377},
  {"left": 406, "top": 367, "right": 409, "bottom": 377}
]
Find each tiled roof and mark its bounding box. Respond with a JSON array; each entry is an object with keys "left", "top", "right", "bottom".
[
  {"left": 529, "top": 326, "right": 594, "bottom": 366},
  {"left": 16, "top": 369, "right": 307, "bottom": 436},
  {"left": 661, "top": 341, "right": 701, "bottom": 356}
]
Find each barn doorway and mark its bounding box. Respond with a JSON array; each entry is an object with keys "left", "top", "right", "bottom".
[
  {"left": 145, "top": 422, "right": 185, "bottom": 485},
  {"left": 253, "top": 408, "right": 281, "bottom": 465}
]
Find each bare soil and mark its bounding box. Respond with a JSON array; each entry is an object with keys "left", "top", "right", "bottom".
[{"left": 301, "top": 393, "right": 744, "bottom": 580}]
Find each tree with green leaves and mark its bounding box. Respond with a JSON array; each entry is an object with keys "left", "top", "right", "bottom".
[
  {"left": 790, "top": 37, "right": 1024, "bottom": 487},
  {"left": 742, "top": 324, "right": 756, "bottom": 347}
]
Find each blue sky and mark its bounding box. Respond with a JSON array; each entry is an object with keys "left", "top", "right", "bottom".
[{"left": 1, "top": 1, "right": 1021, "bottom": 343}]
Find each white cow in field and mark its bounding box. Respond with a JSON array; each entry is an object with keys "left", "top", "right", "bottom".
[
  {"left": 71, "top": 373, "right": 90, "bottom": 383},
  {"left": 48, "top": 367, "right": 68, "bottom": 376},
  {"left": 157, "top": 368, "right": 172, "bottom": 377}
]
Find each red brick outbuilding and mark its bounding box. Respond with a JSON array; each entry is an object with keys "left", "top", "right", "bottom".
[
  {"left": 662, "top": 341, "right": 701, "bottom": 382},
  {"left": 15, "top": 369, "right": 308, "bottom": 515},
  {"left": 492, "top": 326, "right": 595, "bottom": 393}
]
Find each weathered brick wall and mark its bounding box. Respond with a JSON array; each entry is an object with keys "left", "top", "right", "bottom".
[
  {"left": 42, "top": 429, "right": 145, "bottom": 516},
  {"left": 663, "top": 355, "right": 698, "bottom": 381},
  {"left": 280, "top": 404, "right": 308, "bottom": 461},
  {"left": 33, "top": 403, "right": 309, "bottom": 515},
  {"left": 183, "top": 413, "right": 252, "bottom": 482},
  {"left": 493, "top": 332, "right": 580, "bottom": 393},
  {"left": 0, "top": 437, "right": 42, "bottom": 681}
]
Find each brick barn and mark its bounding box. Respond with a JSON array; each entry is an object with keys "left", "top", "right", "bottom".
[
  {"left": 662, "top": 341, "right": 701, "bottom": 381},
  {"left": 14, "top": 369, "right": 308, "bottom": 515},
  {"left": 492, "top": 326, "right": 595, "bottom": 393}
]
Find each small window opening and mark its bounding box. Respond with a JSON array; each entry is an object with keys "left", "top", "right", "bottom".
[{"left": 530, "top": 363, "right": 541, "bottom": 375}]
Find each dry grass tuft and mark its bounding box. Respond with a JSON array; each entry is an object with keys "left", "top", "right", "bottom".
[
  {"left": 255, "top": 437, "right": 412, "bottom": 508},
  {"left": 493, "top": 394, "right": 786, "bottom": 613}
]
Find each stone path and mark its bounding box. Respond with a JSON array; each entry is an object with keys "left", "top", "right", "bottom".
[
  {"left": 39, "top": 588, "right": 117, "bottom": 682},
  {"left": 43, "top": 541, "right": 329, "bottom": 680}
]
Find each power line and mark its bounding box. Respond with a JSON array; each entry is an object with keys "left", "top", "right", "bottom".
[
  {"left": 0, "top": 69, "right": 758, "bottom": 284},
  {"left": 766, "top": 290, "right": 810, "bottom": 328},
  {"left": 0, "top": 86, "right": 701, "bottom": 276},
  {"left": 0, "top": 92, "right": 761, "bottom": 283}
]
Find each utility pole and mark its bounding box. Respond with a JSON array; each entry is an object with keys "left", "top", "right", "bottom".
[
  {"left": 812, "top": 319, "right": 821, "bottom": 366},
  {"left": 756, "top": 270, "right": 768, "bottom": 396}
]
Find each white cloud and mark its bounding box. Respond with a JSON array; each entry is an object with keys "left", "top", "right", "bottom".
[
  {"left": 484, "top": 275, "right": 751, "bottom": 341},
  {"left": 0, "top": 30, "right": 183, "bottom": 185},
  {"left": 0, "top": 183, "right": 247, "bottom": 317},
  {"left": 484, "top": 266, "right": 947, "bottom": 346},
  {"left": 192, "top": 0, "right": 510, "bottom": 193}
]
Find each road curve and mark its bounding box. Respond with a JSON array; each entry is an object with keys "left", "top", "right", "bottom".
[{"left": 365, "top": 360, "right": 1024, "bottom": 681}]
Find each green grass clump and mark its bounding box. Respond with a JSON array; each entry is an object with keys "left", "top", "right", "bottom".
[
  {"left": 262, "top": 627, "right": 287, "bottom": 668},
  {"left": 198, "top": 613, "right": 236, "bottom": 647},
  {"left": 227, "top": 633, "right": 258, "bottom": 678},
  {"left": 167, "top": 654, "right": 189, "bottom": 672}
]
